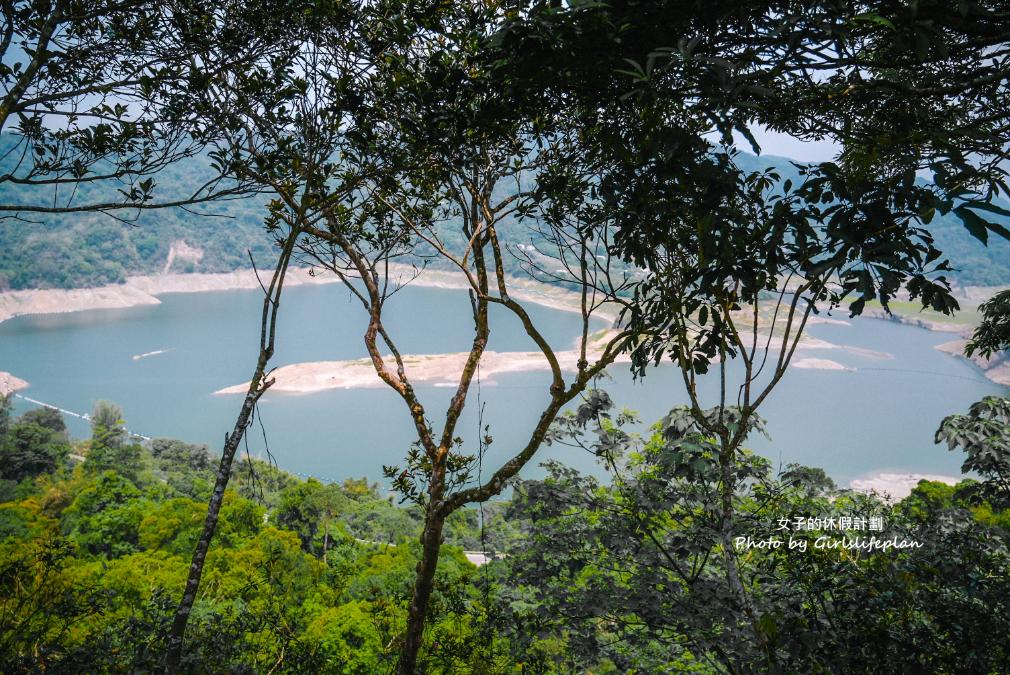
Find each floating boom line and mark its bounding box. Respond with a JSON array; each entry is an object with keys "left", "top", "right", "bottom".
[{"left": 12, "top": 393, "right": 152, "bottom": 441}]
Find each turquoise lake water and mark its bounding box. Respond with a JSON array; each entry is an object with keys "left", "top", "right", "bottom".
[{"left": 1, "top": 283, "right": 1006, "bottom": 486}]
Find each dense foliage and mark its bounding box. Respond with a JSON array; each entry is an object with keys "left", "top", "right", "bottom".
[
  {"left": 735, "top": 153, "right": 1010, "bottom": 290},
  {"left": 0, "top": 397, "right": 516, "bottom": 673},
  {"left": 0, "top": 0, "right": 277, "bottom": 223},
  {"left": 1, "top": 394, "right": 1009, "bottom": 672},
  {"left": 490, "top": 394, "right": 1010, "bottom": 673}
]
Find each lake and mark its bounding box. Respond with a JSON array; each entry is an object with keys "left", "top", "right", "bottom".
[{"left": 2, "top": 282, "right": 1006, "bottom": 488}]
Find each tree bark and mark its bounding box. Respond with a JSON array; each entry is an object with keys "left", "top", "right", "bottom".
[
  {"left": 718, "top": 440, "right": 747, "bottom": 609},
  {"left": 718, "top": 435, "right": 774, "bottom": 666},
  {"left": 397, "top": 509, "right": 446, "bottom": 675},
  {"left": 164, "top": 385, "right": 268, "bottom": 672}
]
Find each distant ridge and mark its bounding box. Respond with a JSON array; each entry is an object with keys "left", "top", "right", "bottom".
[{"left": 1, "top": 132, "right": 1008, "bottom": 291}]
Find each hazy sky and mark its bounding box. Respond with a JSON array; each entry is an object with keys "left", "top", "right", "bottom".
[{"left": 745, "top": 127, "right": 841, "bottom": 163}]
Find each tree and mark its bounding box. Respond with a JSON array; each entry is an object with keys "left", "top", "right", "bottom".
[
  {"left": 61, "top": 470, "right": 145, "bottom": 557},
  {"left": 164, "top": 225, "right": 301, "bottom": 671},
  {"left": 0, "top": 393, "right": 12, "bottom": 440},
  {"left": 89, "top": 399, "right": 124, "bottom": 447},
  {"left": 275, "top": 479, "right": 348, "bottom": 561},
  {"left": 150, "top": 438, "right": 211, "bottom": 472},
  {"left": 936, "top": 396, "right": 1010, "bottom": 507},
  {"left": 487, "top": 1, "right": 1010, "bottom": 657},
  {"left": 160, "top": 0, "right": 634, "bottom": 663},
  {"left": 0, "top": 535, "right": 108, "bottom": 672},
  {"left": 780, "top": 463, "right": 836, "bottom": 495},
  {"left": 499, "top": 395, "right": 1010, "bottom": 672},
  {"left": 19, "top": 406, "right": 67, "bottom": 437},
  {"left": 0, "top": 416, "right": 70, "bottom": 481},
  {"left": 966, "top": 289, "right": 1010, "bottom": 360},
  {"left": 163, "top": 1, "right": 1010, "bottom": 669},
  {"left": 84, "top": 400, "right": 143, "bottom": 480},
  {"left": 282, "top": 4, "right": 636, "bottom": 669},
  {"left": 163, "top": 2, "right": 360, "bottom": 666},
  {"left": 303, "top": 601, "right": 385, "bottom": 673}
]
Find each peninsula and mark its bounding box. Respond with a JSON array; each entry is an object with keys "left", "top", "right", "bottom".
[{"left": 0, "top": 371, "right": 28, "bottom": 396}]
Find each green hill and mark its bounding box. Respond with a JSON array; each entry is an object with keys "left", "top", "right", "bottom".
[
  {"left": 1, "top": 134, "right": 1008, "bottom": 291},
  {"left": 0, "top": 134, "right": 275, "bottom": 290},
  {"left": 734, "top": 152, "right": 1010, "bottom": 289}
]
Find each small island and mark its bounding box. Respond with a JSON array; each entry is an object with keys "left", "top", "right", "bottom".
[{"left": 215, "top": 346, "right": 631, "bottom": 395}]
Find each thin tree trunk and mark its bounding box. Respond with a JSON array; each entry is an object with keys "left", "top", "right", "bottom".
[
  {"left": 718, "top": 441, "right": 747, "bottom": 608},
  {"left": 394, "top": 344, "right": 625, "bottom": 672},
  {"left": 164, "top": 234, "right": 297, "bottom": 673},
  {"left": 164, "top": 387, "right": 267, "bottom": 670},
  {"left": 397, "top": 509, "right": 446, "bottom": 675},
  {"left": 718, "top": 437, "right": 773, "bottom": 665}
]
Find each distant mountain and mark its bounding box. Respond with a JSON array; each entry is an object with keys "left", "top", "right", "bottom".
[
  {"left": 734, "top": 152, "right": 1010, "bottom": 289},
  {"left": 0, "top": 133, "right": 1007, "bottom": 291},
  {"left": 0, "top": 134, "right": 274, "bottom": 290}
]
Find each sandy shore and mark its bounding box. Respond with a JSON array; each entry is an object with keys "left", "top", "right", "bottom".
[
  {"left": 0, "top": 264, "right": 617, "bottom": 326},
  {"left": 215, "top": 320, "right": 902, "bottom": 395},
  {"left": 795, "top": 335, "right": 893, "bottom": 360},
  {"left": 849, "top": 472, "right": 962, "bottom": 501},
  {"left": 0, "top": 371, "right": 28, "bottom": 396},
  {"left": 806, "top": 316, "right": 851, "bottom": 326},
  {"left": 216, "top": 342, "right": 631, "bottom": 395},
  {"left": 934, "top": 339, "right": 1010, "bottom": 386},
  {"left": 792, "top": 357, "right": 853, "bottom": 372},
  {"left": 863, "top": 307, "right": 969, "bottom": 334},
  {"left": 0, "top": 269, "right": 311, "bottom": 323}
]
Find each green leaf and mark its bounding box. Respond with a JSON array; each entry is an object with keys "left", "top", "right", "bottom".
[
  {"left": 956, "top": 207, "right": 990, "bottom": 245},
  {"left": 852, "top": 12, "right": 896, "bottom": 30},
  {"left": 968, "top": 201, "right": 1010, "bottom": 219},
  {"left": 960, "top": 205, "right": 1010, "bottom": 243},
  {"left": 986, "top": 219, "right": 1010, "bottom": 243}
]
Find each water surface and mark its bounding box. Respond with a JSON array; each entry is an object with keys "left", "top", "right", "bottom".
[{"left": 1, "top": 284, "right": 1004, "bottom": 486}]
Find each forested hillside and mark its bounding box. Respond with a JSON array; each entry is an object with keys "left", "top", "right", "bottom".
[
  {"left": 2, "top": 395, "right": 1009, "bottom": 672},
  {"left": 3, "top": 134, "right": 1009, "bottom": 292},
  {"left": 734, "top": 152, "right": 1010, "bottom": 289},
  {"left": 0, "top": 135, "right": 274, "bottom": 290},
  {"left": 0, "top": 397, "right": 520, "bottom": 672}
]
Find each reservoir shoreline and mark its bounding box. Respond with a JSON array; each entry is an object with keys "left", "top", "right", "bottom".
[
  {"left": 0, "top": 371, "right": 28, "bottom": 396},
  {"left": 0, "top": 265, "right": 618, "bottom": 326},
  {"left": 2, "top": 272, "right": 1007, "bottom": 391}
]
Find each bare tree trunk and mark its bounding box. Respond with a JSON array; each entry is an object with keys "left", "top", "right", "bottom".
[
  {"left": 397, "top": 509, "right": 446, "bottom": 675},
  {"left": 717, "top": 439, "right": 747, "bottom": 610},
  {"left": 164, "top": 388, "right": 267, "bottom": 671},
  {"left": 718, "top": 436, "right": 773, "bottom": 666},
  {"left": 164, "top": 234, "right": 298, "bottom": 673}
]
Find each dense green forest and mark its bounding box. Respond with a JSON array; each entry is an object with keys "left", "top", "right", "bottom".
[
  {"left": 4, "top": 133, "right": 1010, "bottom": 292},
  {"left": 0, "top": 397, "right": 519, "bottom": 672},
  {"left": 2, "top": 394, "right": 1009, "bottom": 673}
]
